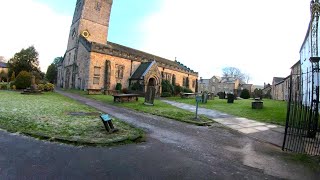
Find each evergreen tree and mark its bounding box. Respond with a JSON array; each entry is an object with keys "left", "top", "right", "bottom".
[{"left": 8, "top": 46, "right": 40, "bottom": 76}]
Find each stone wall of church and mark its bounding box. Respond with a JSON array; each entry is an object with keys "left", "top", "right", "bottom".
[
  {"left": 76, "top": 43, "right": 91, "bottom": 89},
  {"left": 87, "top": 52, "right": 198, "bottom": 92},
  {"left": 159, "top": 68, "right": 198, "bottom": 92},
  {"left": 88, "top": 52, "right": 140, "bottom": 90}
]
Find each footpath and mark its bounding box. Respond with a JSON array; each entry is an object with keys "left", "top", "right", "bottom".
[{"left": 161, "top": 100, "right": 285, "bottom": 147}]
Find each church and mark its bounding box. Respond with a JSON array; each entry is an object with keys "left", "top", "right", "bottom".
[{"left": 57, "top": 0, "right": 198, "bottom": 96}]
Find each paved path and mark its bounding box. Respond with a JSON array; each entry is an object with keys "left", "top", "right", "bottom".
[
  {"left": 162, "top": 100, "right": 285, "bottom": 147},
  {"left": 0, "top": 91, "right": 318, "bottom": 179}
]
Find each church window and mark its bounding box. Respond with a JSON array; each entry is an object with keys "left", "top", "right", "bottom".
[
  {"left": 72, "top": 29, "right": 76, "bottom": 40},
  {"left": 172, "top": 75, "right": 176, "bottom": 85},
  {"left": 192, "top": 80, "right": 196, "bottom": 88},
  {"left": 94, "top": 66, "right": 101, "bottom": 76},
  {"left": 183, "top": 77, "right": 189, "bottom": 88},
  {"left": 93, "top": 66, "right": 101, "bottom": 85},
  {"left": 68, "top": 53, "right": 71, "bottom": 63},
  {"left": 95, "top": 1, "right": 102, "bottom": 11},
  {"left": 183, "top": 77, "right": 187, "bottom": 87},
  {"left": 167, "top": 74, "right": 171, "bottom": 81},
  {"left": 116, "top": 65, "right": 124, "bottom": 79},
  {"left": 93, "top": 77, "right": 100, "bottom": 84}
]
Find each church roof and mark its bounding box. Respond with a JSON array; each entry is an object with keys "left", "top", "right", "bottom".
[
  {"left": 105, "top": 41, "right": 195, "bottom": 72},
  {"left": 130, "top": 61, "right": 154, "bottom": 80},
  {"left": 79, "top": 36, "right": 198, "bottom": 76},
  {"left": 0, "top": 62, "right": 8, "bottom": 68},
  {"left": 272, "top": 77, "right": 285, "bottom": 85}
]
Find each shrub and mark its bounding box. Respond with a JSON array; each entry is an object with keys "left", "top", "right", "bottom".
[
  {"left": 161, "top": 92, "right": 172, "bottom": 97},
  {"left": 174, "top": 85, "right": 183, "bottom": 95},
  {"left": 130, "top": 81, "right": 143, "bottom": 91},
  {"left": 12, "top": 85, "right": 16, "bottom": 90},
  {"left": 183, "top": 88, "right": 193, "bottom": 93},
  {"left": 162, "top": 80, "right": 174, "bottom": 95},
  {"left": 14, "top": 71, "right": 32, "bottom": 89},
  {"left": 0, "top": 84, "right": 8, "bottom": 90},
  {"left": 44, "top": 83, "right": 54, "bottom": 91},
  {"left": 240, "top": 89, "right": 250, "bottom": 99},
  {"left": 38, "top": 84, "right": 45, "bottom": 91},
  {"left": 37, "top": 83, "right": 54, "bottom": 91},
  {"left": 115, "top": 83, "right": 122, "bottom": 91},
  {"left": 10, "top": 72, "right": 16, "bottom": 81}
]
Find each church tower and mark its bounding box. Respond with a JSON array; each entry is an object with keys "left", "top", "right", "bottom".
[
  {"left": 62, "top": 0, "right": 113, "bottom": 89},
  {"left": 66, "top": 0, "right": 113, "bottom": 51}
]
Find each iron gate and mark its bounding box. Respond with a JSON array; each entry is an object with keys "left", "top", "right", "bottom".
[{"left": 282, "top": 63, "right": 320, "bottom": 156}]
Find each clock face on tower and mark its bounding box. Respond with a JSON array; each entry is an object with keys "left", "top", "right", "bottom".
[{"left": 82, "top": 30, "right": 90, "bottom": 38}]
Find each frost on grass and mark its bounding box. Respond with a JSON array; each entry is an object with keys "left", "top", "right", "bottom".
[{"left": 0, "top": 91, "right": 141, "bottom": 144}]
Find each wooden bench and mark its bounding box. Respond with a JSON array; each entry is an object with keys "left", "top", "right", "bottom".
[
  {"left": 180, "top": 93, "right": 196, "bottom": 99},
  {"left": 113, "top": 94, "right": 139, "bottom": 103}
]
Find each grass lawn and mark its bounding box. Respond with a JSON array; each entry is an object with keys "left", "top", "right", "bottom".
[
  {"left": 0, "top": 90, "right": 143, "bottom": 145},
  {"left": 65, "top": 90, "right": 213, "bottom": 126},
  {"left": 166, "top": 97, "right": 288, "bottom": 126}
]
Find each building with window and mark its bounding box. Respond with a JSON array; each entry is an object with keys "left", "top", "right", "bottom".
[{"left": 57, "top": 0, "right": 198, "bottom": 96}]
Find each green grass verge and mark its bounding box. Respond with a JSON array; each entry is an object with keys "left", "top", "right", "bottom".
[
  {"left": 166, "top": 97, "right": 287, "bottom": 126},
  {"left": 285, "top": 154, "right": 320, "bottom": 171},
  {"left": 64, "top": 89, "right": 213, "bottom": 126},
  {"left": 0, "top": 90, "right": 143, "bottom": 146}
]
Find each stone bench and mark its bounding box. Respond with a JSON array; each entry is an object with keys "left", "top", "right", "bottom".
[
  {"left": 180, "top": 93, "right": 196, "bottom": 99},
  {"left": 113, "top": 94, "right": 139, "bottom": 103}
]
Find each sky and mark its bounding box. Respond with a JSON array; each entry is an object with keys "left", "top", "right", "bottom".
[{"left": 0, "top": 0, "right": 312, "bottom": 85}]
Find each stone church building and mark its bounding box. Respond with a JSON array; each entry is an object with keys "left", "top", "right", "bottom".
[{"left": 57, "top": 0, "right": 198, "bottom": 96}]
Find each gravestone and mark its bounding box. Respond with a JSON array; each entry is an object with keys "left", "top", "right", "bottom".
[
  {"left": 202, "top": 92, "right": 208, "bottom": 103},
  {"left": 144, "top": 86, "right": 156, "bottom": 106},
  {"left": 252, "top": 99, "right": 263, "bottom": 109},
  {"left": 21, "top": 75, "right": 42, "bottom": 94},
  {"left": 31, "top": 75, "right": 38, "bottom": 90},
  {"left": 195, "top": 95, "right": 202, "bottom": 119}
]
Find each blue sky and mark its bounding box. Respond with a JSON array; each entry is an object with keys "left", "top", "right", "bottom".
[
  {"left": 0, "top": 0, "right": 312, "bottom": 85},
  {"left": 35, "top": 0, "right": 162, "bottom": 48}
]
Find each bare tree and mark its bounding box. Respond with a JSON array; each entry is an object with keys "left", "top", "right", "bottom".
[
  {"left": 244, "top": 73, "right": 251, "bottom": 84},
  {"left": 222, "top": 67, "right": 244, "bottom": 80}
]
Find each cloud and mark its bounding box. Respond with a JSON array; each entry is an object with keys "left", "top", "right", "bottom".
[
  {"left": 0, "top": 0, "right": 72, "bottom": 72},
  {"left": 139, "top": 0, "right": 310, "bottom": 84}
]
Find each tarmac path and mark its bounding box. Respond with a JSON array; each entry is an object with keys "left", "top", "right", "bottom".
[{"left": 0, "top": 91, "right": 318, "bottom": 179}]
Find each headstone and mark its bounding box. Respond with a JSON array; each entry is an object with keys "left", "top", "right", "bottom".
[
  {"left": 21, "top": 75, "right": 41, "bottom": 94},
  {"left": 31, "top": 75, "right": 38, "bottom": 90},
  {"left": 144, "top": 86, "right": 156, "bottom": 106},
  {"left": 195, "top": 95, "right": 202, "bottom": 120},
  {"left": 202, "top": 92, "right": 208, "bottom": 103}
]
